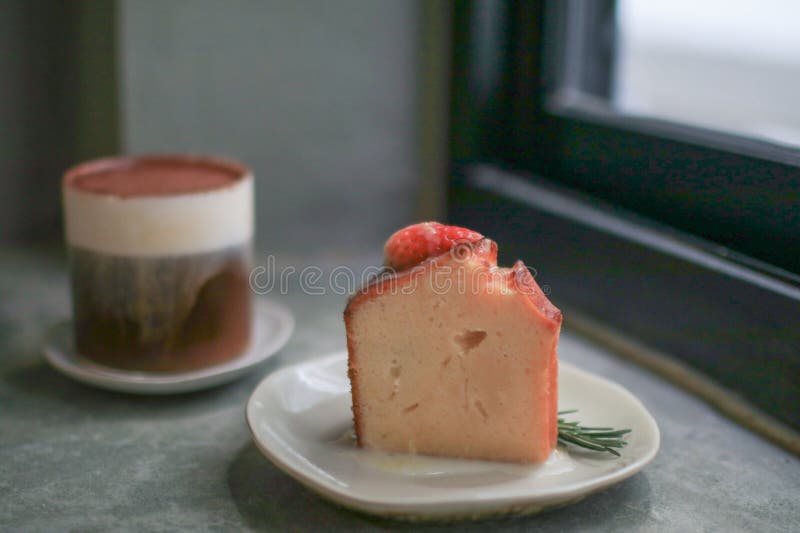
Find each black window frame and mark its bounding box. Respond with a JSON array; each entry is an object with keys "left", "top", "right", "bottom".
[{"left": 447, "top": 0, "right": 800, "bottom": 448}]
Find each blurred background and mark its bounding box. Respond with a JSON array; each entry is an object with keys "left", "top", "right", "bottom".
[
  {"left": 1, "top": 0, "right": 799, "bottom": 254},
  {"left": 615, "top": 0, "right": 800, "bottom": 147},
  {"left": 0, "top": 0, "right": 443, "bottom": 258}
]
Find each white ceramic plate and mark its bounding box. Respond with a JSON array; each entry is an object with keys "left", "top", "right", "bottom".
[
  {"left": 247, "top": 351, "right": 660, "bottom": 521},
  {"left": 43, "top": 298, "right": 294, "bottom": 394}
]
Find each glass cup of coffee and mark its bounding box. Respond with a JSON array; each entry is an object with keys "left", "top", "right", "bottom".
[{"left": 62, "top": 155, "right": 253, "bottom": 372}]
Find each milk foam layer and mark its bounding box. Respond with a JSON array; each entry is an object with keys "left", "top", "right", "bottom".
[{"left": 63, "top": 158, "right": 253, "bottom": 257}]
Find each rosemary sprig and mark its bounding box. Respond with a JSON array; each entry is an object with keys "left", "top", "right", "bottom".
[{"left": 558, "top": 410, "right": 631, "bottom": 457}]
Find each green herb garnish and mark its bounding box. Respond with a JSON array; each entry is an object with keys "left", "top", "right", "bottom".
[{"left": 558, "top": 410, "right": 631, "bottom": 457}]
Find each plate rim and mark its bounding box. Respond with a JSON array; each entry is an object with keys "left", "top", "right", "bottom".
[
  {"left": 246, "top": 351, "right": 661, "bottom": 518},
  {"left": 42, "top": 298, "right": 294, "bottom": 394}
]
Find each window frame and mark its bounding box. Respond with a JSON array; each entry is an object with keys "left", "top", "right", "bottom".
[
  {"left": 447, "top": 0, "right": 800, "bottom": 444},
  {"left": 521, "top": 0, "right": 800, "bottom": 275}
]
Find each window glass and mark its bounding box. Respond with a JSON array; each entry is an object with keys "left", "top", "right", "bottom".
[{"left": 614, "top": 0, "right": 800, "bottom": 148}]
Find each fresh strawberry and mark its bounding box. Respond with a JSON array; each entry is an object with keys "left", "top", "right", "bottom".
[{"left": 383, "top": 222, "right": 484, "bottom": 271}]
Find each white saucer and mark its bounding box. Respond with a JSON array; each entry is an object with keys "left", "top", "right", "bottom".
[
  {"left": 43, "top": 298, "right": 294, "bottom": 394},
  {"left": 246, "top": 352, "right": 660, "bottom": 521}
]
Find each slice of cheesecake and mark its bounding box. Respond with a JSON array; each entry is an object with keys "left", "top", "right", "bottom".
[{"left": 344, "top": 224, "right": 562, "bottom": 463}]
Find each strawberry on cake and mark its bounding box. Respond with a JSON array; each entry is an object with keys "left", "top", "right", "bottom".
[{"left": 344, "top": 222, "right": 562, "bottom": 463}]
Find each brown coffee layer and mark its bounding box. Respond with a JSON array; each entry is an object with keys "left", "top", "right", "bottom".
[
  {"left": 69, "top": 245, "right": 252, "bottom": 372},
  {"left": 64, "top": 155, "right": 248, "bottom": 198}
]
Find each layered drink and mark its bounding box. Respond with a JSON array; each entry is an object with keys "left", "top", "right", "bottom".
[{"left": 62, "top": 155, "right": 253, "bottom": 372}]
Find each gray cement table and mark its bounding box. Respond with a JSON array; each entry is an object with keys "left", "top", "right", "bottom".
[{"left": 2, "top": 247, "right": 798, "bottom": 531}]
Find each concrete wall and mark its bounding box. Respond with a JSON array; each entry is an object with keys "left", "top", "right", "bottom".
[{"left": 119, "top": 0, "right": 421, "bottom": 254}]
